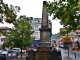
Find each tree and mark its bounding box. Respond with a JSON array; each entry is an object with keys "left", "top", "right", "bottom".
[
  {"left": 47, "top": 1, "right": 80, "bottom": 58},
  {"left": 6, "top": 15, "right": 34, "bottom": 58},
  {"left": 47, "top": 0, "right": 80, "bottom": 32},
  {"left": 0, "top": 0, "right": 20, "bottom": 23}
]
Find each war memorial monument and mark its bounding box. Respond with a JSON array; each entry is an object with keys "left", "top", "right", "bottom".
[
  {"left": 28, "top": 1, "right": 62, "bottom": 60},
  {"left": 35, "top": 1, "right": 52, "bottom": 60}
]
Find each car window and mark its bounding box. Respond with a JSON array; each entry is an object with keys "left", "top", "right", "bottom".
[{"left": 13, "top": 49, "right": 19, "bottom": 50}]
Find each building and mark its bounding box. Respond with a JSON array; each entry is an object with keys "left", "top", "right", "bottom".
[
  {"left": 0, "top": 26, "right": 11, "bottom": 45},
  {"left": 30, "top": 17, "right": 52, "bottom": 46},
  {"left": 0, "top": 17, "right": 52, "bottom": 47}
]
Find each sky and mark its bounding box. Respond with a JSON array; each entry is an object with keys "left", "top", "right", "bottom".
[{"left": 0, "top": 0, "right": 63, "bottom": 34}]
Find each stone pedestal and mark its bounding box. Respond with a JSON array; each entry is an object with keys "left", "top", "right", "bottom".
[{"left": 35, "top": 47, "right": 51, "bottom": 60}]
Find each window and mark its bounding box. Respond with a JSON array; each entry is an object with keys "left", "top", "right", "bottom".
[
  {"left": 35, "top": 33, "right": 38, "bottom": 39},
  {"left": 38, "top": 20, "right": 39, "bottom": 23},
  {"left": 32, "top": 26, "right": 34, "bottom": 30},
  {"left": 6, "top": 30, "right": 10, "bottom": 32},
  {"left": 35, "top": 26, "right": 38, "bottom": 31},
  {"left": 30, "top": 20, "right": 32, "bottom": 23}
]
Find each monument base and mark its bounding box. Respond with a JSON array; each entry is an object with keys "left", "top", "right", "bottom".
[
  {"left": 37, "top": 46, "right": 52, "bottom": 51},
  {"left": 39, "top": 42, "right": 51, "bottom": 47},
  {"left": 35, "top": 47, "right": 52, "bottom": 60}
]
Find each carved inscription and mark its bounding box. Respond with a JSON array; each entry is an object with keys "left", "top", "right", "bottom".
[
  {"left": 35, "top": 47, "right": 50, "bottom": 60},
  {"left": 37, "top": 47, "right": 48, "bottom": 51},
  {"left": 35, "top": 51, "right": 50, "bottom": 60}
]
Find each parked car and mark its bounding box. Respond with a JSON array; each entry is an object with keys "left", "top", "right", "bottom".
[
  {"left": 0, "top": 50, "right": 18, "bottom": 60},
  {"left": 12, "top": 48, "right": 21, "bottom": 53},
  {"left": 59, "top": 44, "right": 68, "bottom": 49},
  {"left": 12, "top": 48, "right": 25, "bottom": 53},
  {"left": 59, "top": 44, "right": 64, "bottom": 48}
]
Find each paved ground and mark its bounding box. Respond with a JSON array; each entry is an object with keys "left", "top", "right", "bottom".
[
  {"left": 61, "top": 48, "right": 80, "bottom": 60},
  {"left": 17, "top": 55, "right": 26, "bottom": 60},
  {"left": 17, "top": 57, "right": 26, "bottom": 60}
]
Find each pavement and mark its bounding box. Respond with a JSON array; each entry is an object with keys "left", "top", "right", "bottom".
[
  {"left": 61, "top": 48, "right": 80, "bottom": 60},
  {"left": 17, "top": 57, "right": 26, "bottom": 60},
  {"left": 17, "top": 48, "right": 80, "bottom": 60},
  {"left": 17, "top": 55, "right": 26, "bottom": 60}
]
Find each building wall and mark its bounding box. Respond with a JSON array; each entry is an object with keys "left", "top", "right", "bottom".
[
  {"left": 30, "top": 17, "right": 52, "bottom": 40},
  {"left": 0, "top": 27, "right": 10, "bottom": 45}
]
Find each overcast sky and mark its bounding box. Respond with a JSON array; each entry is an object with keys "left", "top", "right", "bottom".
[{"left": 0, "top": 0, "right": 63, "bottom": 34}]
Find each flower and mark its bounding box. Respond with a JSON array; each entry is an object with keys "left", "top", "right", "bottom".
[{"left": 62, "top": 37, "right": 73, "bottom": 45}]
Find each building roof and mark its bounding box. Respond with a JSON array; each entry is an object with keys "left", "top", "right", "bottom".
[
  {"left": 0, "top": 26, "right": 11, "bottom": 30},
  {"left": 30, "top": 17, "right": 51, "bottom": 24}
]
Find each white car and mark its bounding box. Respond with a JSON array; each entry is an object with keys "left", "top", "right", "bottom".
[
  {"left": 12, "top": 48, "right": 21, "bottom": 53},
  {"left": 59, "top": 45, "right": 64, "bottom": 48},
  {"left": 12, "top": 48, "right": 25, "bottom": 53}
]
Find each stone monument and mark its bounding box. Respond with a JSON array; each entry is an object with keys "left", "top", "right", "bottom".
[
  {"left": 39, "top": 1, "right": 51, "bottom": 48},
  {"left": 35, "top": 1, "right": 52, "bottom": 60}
]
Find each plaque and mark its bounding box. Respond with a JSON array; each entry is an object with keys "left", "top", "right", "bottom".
[
  {"left": 35, "top": 51, "right": 50, "bottom": 60},
  {"left": 35, "top": 47, "right": 51, "bottom": 60}
]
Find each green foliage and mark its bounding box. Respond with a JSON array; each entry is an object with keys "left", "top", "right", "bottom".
[
  {"left": 0, "top": 0, "right": 20, "bottom": 23},
  {"left": 47, "top": 0, "right": 80, "bottom": 31},
  {"left": 60, "top": 31, "right": 66, "bottom": 36},
  {"left": 6, "top": 15, "right": 34, "bottom": 48},
  {"left": 2, "top": 42, "right": 10, "bottom": 48}
]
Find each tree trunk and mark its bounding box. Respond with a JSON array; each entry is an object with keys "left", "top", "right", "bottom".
[
  {"left": 21, "top": 46, "right": 22, "bottom": 58},
  {"left": 66, "top": 28, "right": 68, "bottom": 37}
]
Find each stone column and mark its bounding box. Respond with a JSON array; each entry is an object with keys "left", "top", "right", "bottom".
[
  {"left": 39, "top": 1, "right": 51, "bottom": 48},
  {"left": 35, "top": 1, "right": 52, "bottom": 60}
]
